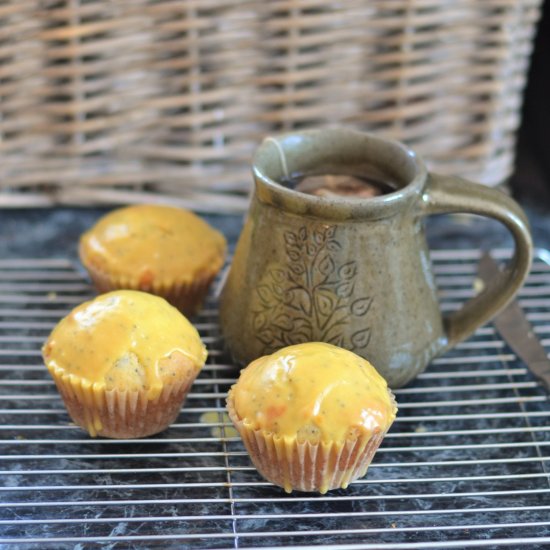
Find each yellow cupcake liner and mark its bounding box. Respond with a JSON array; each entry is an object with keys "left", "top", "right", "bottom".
[
  {"left": 49, "top": 365, "right": 197, "bottom": 438},
  {"left": 227, "top": 390, "right": 395, "bottom": 494},
  {"left": 79, "top": 250, "right": 218, "bottom": 316}
]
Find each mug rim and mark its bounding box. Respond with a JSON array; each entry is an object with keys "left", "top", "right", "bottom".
[{"left": 252, "top": 128, "right": 428, "bottom": 221}]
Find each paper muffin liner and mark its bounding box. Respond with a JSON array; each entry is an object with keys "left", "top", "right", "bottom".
[
  {"left": 79, "top": 249, "right": 217, "bottom": 316},
  {"left": 227, "top": 390, "right": 396, "bottom": 494},
  {"left": 49, "top": 365, "right": 197, "bottom": 439}
]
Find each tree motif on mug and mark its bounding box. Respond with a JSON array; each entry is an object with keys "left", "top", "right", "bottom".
[{"left": 252, "top": 225, "right": 372, "bottom": 353}]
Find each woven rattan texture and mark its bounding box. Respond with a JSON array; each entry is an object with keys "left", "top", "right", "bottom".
[{"left": 0, "top": 0, "right": 543, "bottom": 212}]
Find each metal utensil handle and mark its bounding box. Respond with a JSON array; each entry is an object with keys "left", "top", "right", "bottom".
[
  {"left": 479, "top": 252, "right": 550, "bottom": 392},
  {"left": 421, "top": 173, "right": 533, "bottom": 349}
]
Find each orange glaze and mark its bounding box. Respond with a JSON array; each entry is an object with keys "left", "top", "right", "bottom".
[
  {"left": 79, "top": 204, "right": 226, "bottom": 286},
  {"left": 42, "top": 290, "right": 207, "bottom": 400},
  {"left": 231, "top": 342, "right": 397, "bottom": 442}
]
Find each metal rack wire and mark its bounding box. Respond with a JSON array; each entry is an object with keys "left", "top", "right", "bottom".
[{"left": 0, "top": 249, "right": 549, "bottom": 548}]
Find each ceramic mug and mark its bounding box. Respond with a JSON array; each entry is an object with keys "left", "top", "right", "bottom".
[{"left": 220, "top": 128, "right": 532, "bottom": 387}]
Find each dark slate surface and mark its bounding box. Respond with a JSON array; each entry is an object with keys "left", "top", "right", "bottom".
[
  {"left": 0, "top": 203, "right": 549, "bottom": 548},
  {"left": 0, "top": 203, "right": 548, "bottom": 259}
]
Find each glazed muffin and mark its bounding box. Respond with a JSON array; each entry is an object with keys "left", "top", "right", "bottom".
[
  {"left": 227, "top": 342, "right": 397, "bottom": 493},
  {"left": 79, "top": 204, "right": 226, "bottom": 315},
  {"left": 42, "top": 290, "right": 207, "bottom": 438}
]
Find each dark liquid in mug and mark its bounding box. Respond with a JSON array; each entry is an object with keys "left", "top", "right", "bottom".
[{"left": 281, "top": 173, "right": 397, "bottom": 199}]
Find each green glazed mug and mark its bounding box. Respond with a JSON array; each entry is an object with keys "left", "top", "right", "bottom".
[{"left": 220, "top": 128, "right": 532, "bottom": 387}]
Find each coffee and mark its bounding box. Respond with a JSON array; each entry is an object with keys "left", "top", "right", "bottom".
[{"left": 281, "top": 173, "right": 396, "bottom": 199}]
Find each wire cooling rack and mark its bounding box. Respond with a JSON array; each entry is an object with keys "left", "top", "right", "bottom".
[{"left": 0, "top": 249, "right": 549, "bottom": 549}]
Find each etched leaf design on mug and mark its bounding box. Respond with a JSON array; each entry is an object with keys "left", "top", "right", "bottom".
[
  {"left": 351, "top": 297, "right": 372, "bottom": 316},
  {"left": 339, "top": 261, "right": 357, "bottom": 280},
  {"left": 251, "top": 225, "right": 372, "bottom": 354},
  {"left": 351, "top": 328, "right": 371, "bottom": 349},
  {"left": 318, "top": 255, "right": 335, "bottom": 276}
]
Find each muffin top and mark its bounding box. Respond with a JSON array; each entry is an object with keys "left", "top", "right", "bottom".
[
  {"left": 230, "top": 342, "right": 397, "bottom": 443},
  {"left": 42, "top": 290, "right": 207, "bottom": 399},
  {"left": 79, "top": 204, "right": 226, "bottom": 285}
]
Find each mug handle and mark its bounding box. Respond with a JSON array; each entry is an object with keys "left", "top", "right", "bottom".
[{"left": 421, "top": 173, "right": 533, "bottom": 349}]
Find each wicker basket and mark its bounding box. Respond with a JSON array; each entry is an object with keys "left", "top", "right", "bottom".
[{"left": 0, "top": 0, "right": 542, "bottom": 213}]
